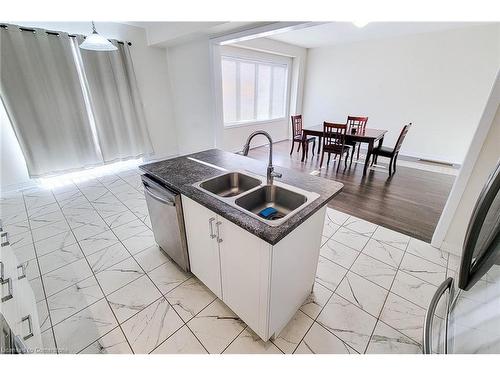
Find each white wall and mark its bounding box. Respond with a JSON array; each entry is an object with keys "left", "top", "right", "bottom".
[
  {"left": 438, "top": 76, "right": 499, "bottom": 255},
  {"left": 0, "top": 104, "right": 31, "bottom": 189},
  {"left": 1, "top": 22, "right": 178, "bottom": 190},
  {"left": 301, "top": 24, "right": 500, "bottom": 164},
  {"left": 166, "top": 37, "right": 217, "bottom": 155},
  {"left": 220, "top": 39, "right": 308, "bottom": 152}
]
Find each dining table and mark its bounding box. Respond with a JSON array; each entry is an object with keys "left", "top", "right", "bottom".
[{"left": 301, "top": 125, "right": 388, "bottom": 175}]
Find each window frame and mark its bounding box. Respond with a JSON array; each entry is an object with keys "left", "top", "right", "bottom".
[{"left": 221, "top": 54, "right": 291, "bottom": 128}]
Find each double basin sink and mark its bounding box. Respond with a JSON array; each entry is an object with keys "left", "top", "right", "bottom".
[{"left": 193, "top": 171, "right": 319, "bottom": 226}]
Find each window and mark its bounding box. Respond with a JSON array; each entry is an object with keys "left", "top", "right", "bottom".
[{"left": 221, "top": 56, "right": 288, "bottom": 125}]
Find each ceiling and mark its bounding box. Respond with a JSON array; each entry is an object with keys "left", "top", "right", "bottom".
[
  {"left": 124, "top": 21, "right": 273, "bottom": 47},
  {"left": 267, "top": 22, "right": 485, "bottom": 48}
]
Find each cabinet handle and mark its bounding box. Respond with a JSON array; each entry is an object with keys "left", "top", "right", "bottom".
[
  {"left": 216, "top": 221, "right": 223, "bottom": 243},
  {"left": 1, "top": 278, "right": 13, "bottom": 302},
  {"left": 0, "top": 261, "right": 4, "bottom": 282},
  {"left": 1, "top": 232, "right": 9, "bottom": 247},
  {"left": 17, "top": 263, "right": 26, "bottom": 280},
  {"left": 209, "top": 217, "right": 216, "bottom": 239},
  {"left": 21, "top": 315, "right": 34, "bottom": 340}
]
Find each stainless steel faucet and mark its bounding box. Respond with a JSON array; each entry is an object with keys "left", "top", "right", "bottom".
[{"left": 240, "top": 130, "right": 282, "bottom": 185}]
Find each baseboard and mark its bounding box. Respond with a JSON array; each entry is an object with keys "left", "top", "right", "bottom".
[
  {"left": 1, "top": 153, "right": 179, "bottom": 194},
  {"left": 1, "top": 180, "right": 38, "bottom": 194},
  {"left": 439, "top": 240, "right": 463, "bottom": 257},
  {"left": 417, "top": 158, "right": 455, "bottom": 167}
]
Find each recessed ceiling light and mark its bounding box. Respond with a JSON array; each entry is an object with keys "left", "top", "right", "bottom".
[{"left": 353, "top": 21, "right": 369, "bottom": 28}]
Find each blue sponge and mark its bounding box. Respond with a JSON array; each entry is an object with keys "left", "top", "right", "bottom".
[{"left": 258, "top": 207, "right": 278, "bottom": 219}]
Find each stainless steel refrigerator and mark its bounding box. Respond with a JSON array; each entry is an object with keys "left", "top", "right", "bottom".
[{"left": 423, "top": 161, "right": 500, "bottom": 354}]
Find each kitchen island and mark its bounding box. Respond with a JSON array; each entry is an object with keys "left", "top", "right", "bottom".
[{"left": 140, "top": 149, "right": 343, "bottom": 341}]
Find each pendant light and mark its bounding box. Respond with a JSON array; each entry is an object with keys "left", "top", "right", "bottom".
[{"left": 79, "top": 21, "right": 117, "bottom": 51}]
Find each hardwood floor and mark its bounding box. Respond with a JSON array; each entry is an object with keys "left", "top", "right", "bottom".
[{"left": 247, "top": 140, "right": 456, "bottom": 243}]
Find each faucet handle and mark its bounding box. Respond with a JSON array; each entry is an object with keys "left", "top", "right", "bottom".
[{"left": 271, "top": 170, "right": 282, "bottom": 179}]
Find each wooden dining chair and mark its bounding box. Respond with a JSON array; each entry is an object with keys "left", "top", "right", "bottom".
[
  {"left": 346, "top": 116, "right": 368, "bottom": 161},
  {"left": 320, "top": 122, "right": 351, "bottom": 172},
  {"left": 290, "top": 115, "right": 316, "bottom": 157},
  {"left": 370, "top": 123, "right": 412, "bottom": 176}
]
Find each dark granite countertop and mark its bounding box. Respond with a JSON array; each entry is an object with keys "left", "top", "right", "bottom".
[{"left": 140, "top": 149, "right": 343, "bottom": 245}]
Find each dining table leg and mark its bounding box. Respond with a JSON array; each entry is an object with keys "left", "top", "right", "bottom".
[
  {"left": 377, "top": 137, "right": 385, "bottom": 149},
  {"left": 363, "top": 140, "right": 374, "bottom": 175},
  {"left": 372, "top": 137, "right": 385, "bottom": 166}
]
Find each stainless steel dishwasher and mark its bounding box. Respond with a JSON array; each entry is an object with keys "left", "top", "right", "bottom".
[{"left": 141, "top": 175, "right": 190, "bottom": 272}]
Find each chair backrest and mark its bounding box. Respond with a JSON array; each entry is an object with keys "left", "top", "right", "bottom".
[
  {"left": 291, "top": 115, "right": 303, "bottom": 137},
  {"left": 347, "top": 116, "right": 368, "bottom": 133},
  {"left": 394, "top": 123, "right": 412, "bottom": 153},
  {"left": 323, "top": 122, "right": 347, "bottom": 149}
]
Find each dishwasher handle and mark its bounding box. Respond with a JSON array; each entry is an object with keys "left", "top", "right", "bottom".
[{"left": 144, "top": 183, "right": 175, "bottom": 206}]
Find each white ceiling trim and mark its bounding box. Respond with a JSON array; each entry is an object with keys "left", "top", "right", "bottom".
[{"left": 210, "top": 22, "right": 321, "bottom": 45}]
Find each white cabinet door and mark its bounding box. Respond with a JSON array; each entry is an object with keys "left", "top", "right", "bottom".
[
  {"left": 16, "top": 277, "right": 43, "bottom": 352},
  {"left": 181, "top": 196, "right": 222, "bottom": 298},
  {"left": 1, "top": 239, "right": 42, "bottom": 352},
  {"left": 1, "top": 242, "right": 20, "bottom": 332},
  {"left": 217, "top": 216, "right": 272, "bottom": 339}
]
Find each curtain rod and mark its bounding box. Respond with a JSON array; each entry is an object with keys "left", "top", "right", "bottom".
[{"left": 0, "top": 24, "right": 132, "bottom": 46}]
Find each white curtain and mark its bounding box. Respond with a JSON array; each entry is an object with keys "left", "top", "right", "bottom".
[
  {"left": 0, "top": 26, "right": 102, "bottom": 177},
  {"left": 75, "top": 36, "right": 153, "bottom": 163}
]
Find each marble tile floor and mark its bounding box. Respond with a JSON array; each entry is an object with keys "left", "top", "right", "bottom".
[{"left": 1, "top": 167, "right": 458, "bottom": 354}]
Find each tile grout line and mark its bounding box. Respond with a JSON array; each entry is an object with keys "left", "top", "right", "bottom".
[
  {"left": 59, "top": 180, "right": 136, "bottom": 354},
  {"left": 293, "top": 210, "right": 377, "bottom": 353},
  {"left": 75, "top": 175, "right": 189, "bottom": 350},
  {"left": 11, "top": 191, "right": 418, "bottom": 353},
  {"left": 363, "top": 235, "right": 420, "bottom": 353},
  {"left": 319, "top": 219, "right": 382, "bottom": 353},
  {"left": 49, "top": 255, "right": 153, "bottom": 332},
  {"left": 327, "top": 220, "right": 414, "bottom": 353},
  {"left": 298, "top": 215, "right": 420, "bottom": 354},
  {"left": 188, "top": 290, "right": 279, "bottom": 354},
  {"left": 162, "top": 309, "right": 211, "bottom": 354},
  {"left": 13, "top": 212, "right": 149, "bottom": 276},
  {"left": 217, "top": 324, "right": 250, "bottom": 354},
  {"left": 89, "top": 172, "right": 216, "bottom": 354},
  {"left": 147, "top": 276, "right": 213, "bottom": 354},
  {"left": 325, "top": 220, "right": 441, "bottom": 317},
  {"left": 293, "top": 215, "right": 373, "bottom": 354},
  {"left": 38, "top": 202, "right": 151, "bottom": 292},
  {"left": 72, "top": 177, "right": 203, "bottom": 354},
  {"left": 20, "top": 189, "right": 60, "bottom": 354},
  {"left": 110, "top": 172, "right": 151, "bottom": 225},
  {"left": 188, "top": 298, "right": 248, "bottom": 354},
  {"left": 8, "top": 176, "right": 439, "bottom": 354}
]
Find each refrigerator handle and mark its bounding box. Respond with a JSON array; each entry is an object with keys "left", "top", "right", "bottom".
[{"left": 423, "top": 277, "right": 454, "bottom": 354}]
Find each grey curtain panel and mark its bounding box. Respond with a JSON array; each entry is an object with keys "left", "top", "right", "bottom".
[
  {"left": 0, "top": 24, "right": 154, "bottom": 178},
  {"left": 75, "top": 36, "right": 154, "bottom": 163},
  {"left": 0, "top": 26, "right": 102, "bottom": 177}
]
